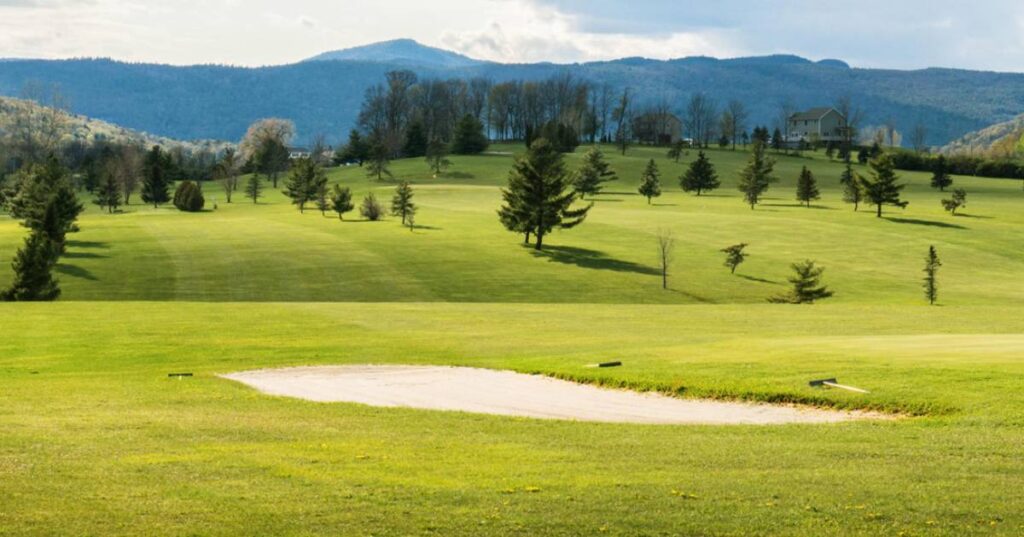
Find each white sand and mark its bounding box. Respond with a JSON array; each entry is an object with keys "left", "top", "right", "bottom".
[{"left": 222, "top": 365, "right": 876, "bottom": 425}]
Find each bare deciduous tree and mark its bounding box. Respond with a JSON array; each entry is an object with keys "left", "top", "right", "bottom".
[{"left": 656, "top": 228, "right": 675, "bottom": 290}]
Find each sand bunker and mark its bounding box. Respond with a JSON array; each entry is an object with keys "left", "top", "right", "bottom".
[{"left": 222, "top": 365, "right": 874, "bottom": 425}]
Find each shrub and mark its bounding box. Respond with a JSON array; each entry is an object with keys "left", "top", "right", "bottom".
[
  {"left": 360, "top": 193, "right": 384, "bottom": 221},
  {"left": 173, "top": 181, "right": 205, "bottom": 212}
]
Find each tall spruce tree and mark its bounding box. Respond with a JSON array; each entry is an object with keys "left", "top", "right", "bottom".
[
  {"left": 94, "top": 171, "right": 121, "bottom": 213},
  {"left": 498, "top": 138, "right": 591, "bottom": 250},
  {"left": 451, "top": 114, "right": 489, "bottom": 155},
  {"left": 573, "top": 146, "right": 617, "bottom": 198},
  {"left": 403, "top": 121, "right": 428, "bottom": 158},
  {"left": 679, "top": 150, "right": 719, "bottom": 195},
  {"left": 391, "top": 181, "right": 416, "bottom": 227},
  {"left": 1, "top": 231, "right": 60, "bottom": 302},
  {"left": 923, "top": 245, "right": 941, "bottom": 305},
  {"left": 141, "top": 145, "right": 172, "bottom": 208},
  {"left": 637, "top": 159, "right": 662, "bottom": 204},
  {"left": 736, "top": 141, "right": 776, "bottom": 209},
  {"left": 862, "top": 154, "right": 907, "bottom": 217},
  {"left": 245, "top": 173, "right": 263, "bottom": 204},
  {"left": 770, "top": 260, "right": 833, "bottom": 304},
  {"left": 795, "top": 166, "right": 820, "bottom": 207},
  {"left": 283, "top": 158, "right": 325, "bottom": 212},
  {"left": 839, "top": 161, "right": 863, "bottom": 211},
  {"left": 930, "top": 155, "right": 953, "bottom": 191}
]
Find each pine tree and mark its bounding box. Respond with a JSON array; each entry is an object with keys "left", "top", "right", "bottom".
[
  {"left": 335, "top": 129, "right": 369, "bottom": 166},
  {"left": 172, "top": 181, "right": 204, "bottom": 212},
  {"left": 736, "top": 141, "right": 776, "bottom": 208},
  {"left": 839, "top": 161, "right": 863, "bottom": 211},
  {"left": 862, "top": 154, "right": 907, "bottom": 217},
  {"left": 391, "top": 181, "right": 416, "bottom": 226},
  {"left": 498, "top": 138, "right": 591, "bottom": 250},
  {"left": 923, "top": 245, "right": 941, "bottom": 305},
  {"left": 330, "top": 185, "right": 354, "bottom": 220},
  {"left": 141, "top": 145, "right": 172, "bottom": 208},
  {"left": 667, "top": 140, "right": 686, "bottom": 163},
  {"left": 679, "top": 150, "right": 720, "bottom": 195},
  {"left": 795, "top": 166, "right": 820, "bottom": 207},
  {"left": 94, "top": 172, "right": 121, "bottom": 213},
  {"left": 637, "top": 159, "right": 662, "bottom": 204},
  {"left": 403, "top": 120, "right": 428, "bottom": 157},
  {"left": 360, "top": 193, "right": 384, "bottom": 221},
  {"left": 771, "top": 128, "right": 784, "bottom": 152},
  {"left": 573, "top": 146, "right": 617, "bottom": 198},
  {"left": 365, "top": 141, "right": 392, "bottom": 181},
  {"left": 720, "top": 243, "right": 748, "bottom": 274},
  {"left": 941, "top": 188, "right": 967, "bottom": 215},
  {"left": 1, "top": 231, "right": 60, "bottom": 302},
  {"left": 770, "top": 260, "right": 833, "bottom": 304},
  {"left": 930, "top": 155, "right": 953, "bottom": 191},
  {"left": 315, "top": 182, "right": 329, "bottom": 216},
  {"left": 245, "top": 174, "right": 263, "bottom": 204},
  {"left": 425, "top": 139, "right": 451, "bottom": 176},
  {"left": 283, "top": 158, "right": 325, "bottom": 212},
  {"left": 451, "top": 114, "right": 489, "bottom": 155}
]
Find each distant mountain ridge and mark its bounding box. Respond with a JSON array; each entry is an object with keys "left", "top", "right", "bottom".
[
  {"left": 942, "top": 114, "right": 1024, "bottom": 155},
  {"left": 1, "top": 39, "right": 1022, "bottom": 146},
  {"left": 304, "top": 39, "right": 484, "bottom": 68}
]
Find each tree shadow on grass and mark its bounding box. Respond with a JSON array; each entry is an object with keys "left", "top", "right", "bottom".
[
  {"left": 66, "top": 240, "right": 109, "bottom": 249},
  {"left": 955, "top": 213, "right": 993, "bottom": 220},
  {"left": 665, "top": 287, "right": 716, "bottom": 304},
  {"left": 590, "top": 198, "right": 623, "bottom": 203},
  {"left": 601, "top": 191, "right": 641, "bottom": 197},
  {"left": 651, "top": 203, "right": 678, "bottom": 207},
  {"left": 411, "top": 224, "right": 443, "bottom": 231},
  {"left": 445, "top": 172, "right": 475, "bottom": 180},
  {"left": 738, "top": 274, "right": 780, "bottom": 285},
  {"left": 527, "top": 245, "right": 660, "bottom": 276},
  {"left": 55, "top": 263, "right": 98, "bottom": 281},
  {"left": 884, "top": 217, "right": 967, "bottom": 230},
  {"left": 761, "top": 203, "right": 837, "bottom": 210},
  {"left": 63, "top": 251, "right": 107, "bottom": 260}
]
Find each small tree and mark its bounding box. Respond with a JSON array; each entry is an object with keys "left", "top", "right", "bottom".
[
  {"left": 1, "top": 231, "right": 60, "bottom": 302},
  {"left": 335, "top": 129, "right": 369, "bottom": 166},
  {"left": 360, "top": 193, "right": 384, "bottom": 221},
  {"left": 451, "top": 114, "right": 489, "bottom": 155},
  {"left": 795, "top": 166, "right": 820, "bottom": 207},
  {"left": 679, "top": 150, "right": 719, "bottom": 195},
  {"left": 667, "top": 140, "right": 686, "bottom": 163},
  {"left": 637, "top": 159, "right": 662, "bottom": 204},
  {"left": 941, "top": 188, "right": 967, "bottom": 215},
  {"left": 736, "top": 141, "right": 776, "bottom": 208},
  {"left": 656, "top": 229, "right": 674, "bottom": 290},
  {"left": 923, "top": 245, "right": 941, "bottom": 305},
  {"left": 769, "top": 260, "right": 833, "bottom": 304},
  {"left": 173, "top": 181, "right": 205, "bottom": 212},
  {"left": 403, "top": 120, "right": 428, "bottom": 158},
  {"left": 245, "top": 174, "right": 263, "bottom": 204},
  {"left": 330, "top": 185, "right": 354, "bottom": 220},
  {"left": 574, "top": 146, "right": 617, "bottom": 198},
  {"left": 141, "top": 145, "right": 172, "bottom": 208},
  {"left": 94, "top": 172, "right": 121, "bottom": 214},
  {"left": 391, "top": 181, "right": 416, "bottom": 226},
  {"left": 720, "top": 243, "right": 748, "bottom": 274},
  {"left": 930, "top": 155, "right": 953, "bottom": 191},
  {"left": 366, "top": 140, "right": 392, "bottom": 181},
  {"left": 425, "top": 139, "right": 451, "bottom": 176},
  {"left": 315, "top": 182, "right": 330, "bottom": 216},
  {"left": 215, "top": 148, "right": 240, "bottom": 203},
  {"left": 839, "top": 161, "right": 863, "bottom": 211},
  {"left": 283, "top": 158, "right": 325, "bottom": 213},
  {"left": 862, "top": 154, "right": 907, "bottom": 217}
]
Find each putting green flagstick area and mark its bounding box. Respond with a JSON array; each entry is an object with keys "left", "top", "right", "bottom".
[{"left": 1, "top": 144, "right": 1024, "bottom": 535}]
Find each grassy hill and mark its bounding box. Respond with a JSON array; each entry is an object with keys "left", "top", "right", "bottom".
[{"left": 1, "top": 145, "right": 1024, "bottom": 535}]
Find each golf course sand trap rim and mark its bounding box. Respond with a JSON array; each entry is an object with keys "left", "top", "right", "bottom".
[{"left": 222, "top": 365, "right": 881, "bottom": 425}]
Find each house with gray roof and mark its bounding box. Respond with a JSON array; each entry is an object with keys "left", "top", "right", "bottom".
[{"left": 787, "top": 108, "right": 847, "bottom": 144}]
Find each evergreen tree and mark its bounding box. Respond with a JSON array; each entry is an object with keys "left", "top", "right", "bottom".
[
  {"left": 140, "top": 145, "right": 172, "bottom": 208},
  {"left": 315, "top": 181, "right": 330, "bottom": 216},
  {"left": 839, "top": 161, "right": 863, "bottom": 211},
  {"left": 255, "top": 137, "right": 289, "bottom": 188},
  {"left": 1, "top": 231, "right": 60, "bottom": 302},
  {"left": 329, "top": 185, "right": 354, "bottom": 220},
  {"left": 94, "top": 171, "right": 121, "bottom": 213},
  {"left": 941, "top": 188, "right": 967, "bottom": 215},
  {"left": 573, "top": 146, "right": 617, "bottom": 198},
  {"left": 770, "top": 260, "right": 833, "bottom": 304},
  {"left": 451, "top": 114, "right": 489, "bottom": 155},
  {"left": 862, "top": 154, "right": 908, "bottom": 217},
  {"left": 391, "top": 181, "right": 416, "bottom": 226},
  {"left": 245, "top": 174, "right": 263, "bottom": 204},
  {"left": 498, "top": 138, "right": 591, "bottom": 250},
  {"left": 923, "top": 245, "right": 941, "bottom": 305},
  {"left": 679, "top": 150, "right": 720, "bottom": 195},
  {"left": 425, "top": 139, "right": 451, "bottom": 176},
  {"left": 857, "top": 147, "right": 870, "bottom": 164},
  {"left": 172, "top": 181, "right": 204, "bottom": 212},
  {"left": 771, "top": 128, "right": 784, "bottom": 152},
  {"left": 335, "top": 129, "right": 369, "bottom": 166},
  {"left": 795, "top": 166, "right": 820, "bottom": 207},
  {"left": 403, "top": 120, "right": 428, "bottom": 158},
  {"left": 637, "top": 159, "right": 662, "bottom": 204},
  {"left": 365, "top": 140, "right": 392, "bottom": 181},
  {"left": 283, "top": 157, "right": 325, "bottom": 212},
  {"left": 667, "top": 140, "right": 686, "bottom": 163},
  {"left": 720, "top": 243, "right": 748, "bottom": 274},
  {"left": 930, "top": 155, "right": 953, "bottom": 191},
  {"left": 736, "top": 141, "right": 776, "bottom": 208}
]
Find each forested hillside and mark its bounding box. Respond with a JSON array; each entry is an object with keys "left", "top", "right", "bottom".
[{"left": 2, "top": 42, "right": 1023, "bottom": 146}]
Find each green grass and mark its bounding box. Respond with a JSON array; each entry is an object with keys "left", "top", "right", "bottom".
[{"left": 2, "top": 144, "right": 1024, "bottom": 535}]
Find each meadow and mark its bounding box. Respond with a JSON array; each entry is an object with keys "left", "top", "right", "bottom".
[{"left": 1, "top": 144, "right": 1023, "bottom": 535}]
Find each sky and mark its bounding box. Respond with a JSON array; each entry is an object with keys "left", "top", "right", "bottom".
[{"left": 1, "top": 0, "right": 1023, "bottom": 71}]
